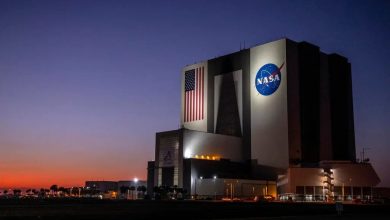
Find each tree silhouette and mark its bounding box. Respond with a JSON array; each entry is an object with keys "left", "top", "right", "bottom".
[
  {"left": 58, "top": 187, "right": 66, "bottom": 196},
  {"left": 137, "top": 185, "right": 147, "bottom": 198},
  {"left": 120, "top": 186, "right": 129, "bottom": 194},
  {"left": 50, "top": 185, "right": 58, "bottom": 194},
  {"left": 13, "top": 189, "right": 21, "bottom": 196}
]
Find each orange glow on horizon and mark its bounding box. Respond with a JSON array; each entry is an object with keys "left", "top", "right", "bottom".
[
  {"left": 0, "top": 131, "right": 153, "bottom": 190},
  {"left": 1, "top": 169, "right": 147, "bottom": 189},
  {"left": 0, "top": 144, "right": 149, "bottom": 189}
]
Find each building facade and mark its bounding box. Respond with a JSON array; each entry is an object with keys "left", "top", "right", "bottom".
[{"left": 147, "top": 38, "right": 379, "bottom": 200}]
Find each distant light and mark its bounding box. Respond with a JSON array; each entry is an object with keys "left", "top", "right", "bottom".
[
  {"left": 212, "top": 156, "right": 215, "bottom": 160},
  {"left": 200, "top": 176, "right": 203, "bottom": 179},
  {"left": 201, "top": 155, "right": 205, "bottom": 159},
  {"left": 195, "top": 155, "right": 199, "bottom": 158},
  {"left": 213, "top": 175, "right": 217, "bottom": 179},
  {"left": 206, "top": 156, "right": 210, "bottom": 160},
  {"left": 134, "top": 177, "right": 138, "bottom": 183}
]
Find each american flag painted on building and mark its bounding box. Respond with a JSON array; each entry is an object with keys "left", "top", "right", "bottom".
[{"left": 184, "top": 67, "right": 204, "bottom": 122}]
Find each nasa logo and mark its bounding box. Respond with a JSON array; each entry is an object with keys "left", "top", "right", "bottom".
[{"left": 255, "top": 62, "right": 284, "bottom": 96}]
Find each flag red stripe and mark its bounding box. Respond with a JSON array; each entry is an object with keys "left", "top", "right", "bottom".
[
  {"left": 195, "top": 69, "right": 198, "bottom": 121},
  {"left": 190, "top": 90, "right": 193, "bottom": 121},
  {"left": 199, "top": 67, "right": 201, "bottom": 120},
  {"left": 184, "top": 89, "right": 186, "bottom": 122},
  {"left": 201, "top": 66, "right": 204, "bottom": 119},
  {"left": 188, "top": 91, "right": 190, "bottom": 122},
  {"left": 192, "top": 90, "right": 194, "bottom": 121},
  {"left": 196, "top": 68, "right": 199, "bottom": 120},
  {"left": 197, "top": 68, "right": 202, "bottom": 120},
  {"left": 197, "top": 68, "right": 199, "bottom": 120},
  {"left": 201, "top": 67, "right": 203, "bottom": 119},
  {"left": 185, "top": 92, "right": 186, "bottom": 122}
]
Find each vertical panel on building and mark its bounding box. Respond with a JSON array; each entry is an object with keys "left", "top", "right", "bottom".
[
  {"left": 319, "top": 53, "right": 333, "bottom": 161},
  {"left": 155, "top": 132, "right": 180, "bottom": 186},
  {"left": 328, "top": 54, "right": 355, "bottom": 161},
  {"left": 286, "top": 40, "right": 302, "bottom": 164},
  {"left": 214, "top": 70, "right": 243, "bottom": 136},
  {"left": 250, "top": 39, "right": 289, "bottom": 169},
  {"left": 297, "top": 42, "right": 321, "bottom": 164},
  {"left": 181, "top": 62, "right": 208, "bottom": 132}
]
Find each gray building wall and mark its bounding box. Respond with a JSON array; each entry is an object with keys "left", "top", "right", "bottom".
[
  {"left": 183, "top": 129, "right": 242, "bottom": 162},
  {"left": 277, "top": 162, "right": 380, "bottom": 200},
  {"left": 250, "top": 39, "right": 289, "bottom": 169},
  {"left": 150, "top": 38, "right": 360, "bottom": 196}
]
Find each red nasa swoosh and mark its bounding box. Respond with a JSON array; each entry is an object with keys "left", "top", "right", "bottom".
[{"left": 270, "top": 62, "right": 285, "bottom": 77}]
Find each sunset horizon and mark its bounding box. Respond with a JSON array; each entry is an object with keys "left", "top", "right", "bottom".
[{"left": 1, "top": 0, "right": 389, "bottom": 194}]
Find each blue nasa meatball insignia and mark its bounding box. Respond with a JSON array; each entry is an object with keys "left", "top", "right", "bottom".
[{"left": 255, "top": 63, "right": 284, "bottom": 96}]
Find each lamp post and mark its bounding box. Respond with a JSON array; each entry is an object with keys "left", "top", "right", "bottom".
[
  {"left": 349, "top": 178, "right": 353, "bottom": 200},
  {"left": 134, "top": 177, "right": 138, "bottom": 200},
  {"left": 213, "top": 175, "right": 217, "bottom": 200},
  {"left": 194, "top": 177, "right": 196, "bottom": 198},
  {"left": 196, "top": 176, "right": 203, "bottom": 198}
]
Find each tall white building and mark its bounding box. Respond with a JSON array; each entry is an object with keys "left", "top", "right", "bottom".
[{"left": 147, "top": 38, "right": 380, "bottom": 201}]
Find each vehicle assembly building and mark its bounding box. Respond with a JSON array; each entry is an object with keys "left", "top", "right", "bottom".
[{"left": 147, "top": 38, "right": 380, "bottom": 201}]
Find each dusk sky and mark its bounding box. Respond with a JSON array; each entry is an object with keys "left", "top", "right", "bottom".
[{"left": 0, "top": 0, "right": 389, "bottom": 189}]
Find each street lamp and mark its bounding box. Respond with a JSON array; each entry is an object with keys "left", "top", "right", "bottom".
[
  {"left": 200, "top": 176, "right": 203, "bottom": 198},
  {"left": 133, "top": 177, "right": 139, "bottom": 199},
  {"left": 213, "top": 175, "right": 217, "bottom": 200},
  {"left": 349, "top": 178, "right": 353, "bottom": 200}
]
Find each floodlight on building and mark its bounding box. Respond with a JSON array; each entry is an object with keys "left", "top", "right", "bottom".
[
  {"left": 184, "top": 149, "right": 192, "bottom": 158},
  {"left": 213, "top": 175, "right": 217, "bottom": 180}
]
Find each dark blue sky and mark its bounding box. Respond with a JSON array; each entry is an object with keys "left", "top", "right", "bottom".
[{"left": 0, "top": 0, "right": 389, "bottom": 188}]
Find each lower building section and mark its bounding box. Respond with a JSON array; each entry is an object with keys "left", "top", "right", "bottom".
[
  {"left": 147, "top": 158, "right": 276, "bottom": 199},
  {"left": 277, "top": 161, "right": 380, "bottom": 202},
  {"left": 147, "top": 128, "right": 381, "bottom": 201},
  {"left": 191, "top": 178, "right": 276, "bottom": 200}
]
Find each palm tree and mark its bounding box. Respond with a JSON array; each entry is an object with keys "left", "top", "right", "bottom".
[
  {"left": 70, "top": 187, "right": 80, "bottom": 196},
  {"left": 13, "top": 189, "right": 21, "bottom": 196},
  {"left": 58, "top": 187, "right": 66, "bottom": 197},
  {"left": 137, "top": 185, "right": 147, "bottom": 199},
  {"left": 50, "top": 185, "right": 58, "bottom": 196},
  {"left": 119, "top": 186, "right": 129, "bottom": 199}
]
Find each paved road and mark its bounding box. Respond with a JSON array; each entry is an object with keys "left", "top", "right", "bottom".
[
  {"left": 226, "top": 213, "right": 390, "bottom": 220},
  {"left": 0, "top": 200, "right": 389, "bottom": 219}
]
